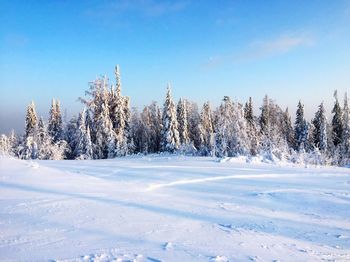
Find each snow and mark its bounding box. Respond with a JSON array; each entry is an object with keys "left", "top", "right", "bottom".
[{"left": 0, "top": 155, "right": 350, "bottom": 261}]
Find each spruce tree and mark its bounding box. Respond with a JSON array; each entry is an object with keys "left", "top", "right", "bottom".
[
  {"left": 74, "top": 109, "right": 93, "bottom": 159},
  {"left": 37, "top": 117, "right": 52, "bottom": 159},
  {"left": 341, "top": 93, "right": 350, "bottom": 164},
  {"left": 25, "top": 101, "right": 38, "bottom": 138},
  {"left": 244, "top": 97, "right": 259, "bottom": 155},
  {"left": 177, "top": 98, "right": 190, "bottom": 145},
  {"left": 312, "top": 102, "right": 327, "bottom": 151},
  {"left": 22, "top": 101, "right": 39, "bottom": 159},
  {"left": 199, "top": 102, "right": 214, "bottom": 156},
  {"left": 244, "top": 97, "right": 254, "bottom": 125},
  {"left": 95, "top": 101, "right": 115, "bottom": 159},
  {"left": 294, "top": 101, "right": 309, "bottom": 151},
  {"left": 48, "top": 98, "right": 63, "bottom": 143},
  {"left": 148, "top": 101, "right": 162, "bottom": 152},
  {"left": 259, "top": 95, "right": 270, "bottom": 136},
  {"left": 282, "top": 108, "right": 294, "bottom": 148},
  {"left": 186, "top": 101, "right": 201, "bottom": 151},
  {"left": 112, "top": 65, "right": 128, "bottom": 156},
  {"left": 332, "top": 90, "right": 343, "bottom": 147},
  {"left": 215, "top": 96, "right": 234, "bottom": 157},
  {"left": 8, "top": 130, "right": 18, "bottom": 157},
  {"left": 0, "top": 134, "right": 9, "bottom": 155},
  {"left": 161, "top": 84, "right": 180, "bottom": 152}
]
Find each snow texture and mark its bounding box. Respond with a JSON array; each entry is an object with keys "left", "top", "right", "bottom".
[{"left": 0, "top": 155, "right": 350, "bottom": 261}]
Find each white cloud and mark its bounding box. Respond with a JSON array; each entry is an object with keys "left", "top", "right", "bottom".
[
  {"left": 202, "top": 33, "right": 315, "bottom": 69},
  {"left": 247, "top": 34, "right": 314, "bottom": 59}
]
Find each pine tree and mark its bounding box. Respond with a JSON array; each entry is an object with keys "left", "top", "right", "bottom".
[
  {"left": 124, "top": 96, "right": 132, "bottom": 154},
  {"left": 177, "top": 98, "right": 190, "bottom": 145},
  {"left": 0, "top": 134, "right": 9, "bottom": 155},
  {"left": 244, "top": 97, "right": 259, "bottom": 156},
  {"left": 259, "top": 95, "right": 270, "bottom": 136},
  {"left": 332, "top": 90, "right": 343, "bottom": 147},
  {"left": 48, "top": 98, "right": 63, "bottom": 143},
  {"left": 112, "top": 65, "right": 128, "bottom": 156},
  {"left": 186, "top": 101, "right": 201, "bottom": 151},
  {"left": 8, "top": 130, "right": 18, "bottom": 157},
  {"left": 244, "top": 97, "right": 254, "bottom": 125},
  {"left": 199, "top": 102, "right": 214, "bottom": 156},
  {"left": 312, "top": 102, "right": 327, "bottom": 152},
  {"left": 161, "top": 84, "right": 180, "bottom": 152},
  {"left": 25, "top": 101, "right": 38, "bottom": 138},
  {"left": 37, "top": 117, "right": 52, "bottom": 159},
  {"left": 215, "top": 96, "right": 234, "bottom": 157},
  {"left": 0, "top": 130, "right": 19, "bottom": 157},
  {"left": 74, "top": 109, "right": 93, "bottom": 159},
  {"left": 148, "top": 101, "right": 162, "bottom": 153},
  {"left": 131, "top": 107, "right": 145, "bottom": 153},
  {"left": 282, "top": 108, "right": 294, "bottom": 149},
  {"left": 95, "top": 91, "right": 116, "bottom": 159},
  {"left": 341, "top": 93, "right": 350, "bottom": 164},
  {"left": 22, "top": 101, "right": 39, "bottom": 159},
  {"left": 231, "top": 102, "right": 250, "bottom": 156},
  {"left": 294, "top": 101, "right": 309, "bottom": 151}
]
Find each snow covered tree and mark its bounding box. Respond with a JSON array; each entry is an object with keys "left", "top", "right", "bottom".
[
  {"left": 22, "top": 101, "right": 39, "bottom": 159},
  {"left": 244, "top": 97, "right": 254, "bottom": 125},
  {"left": 22, "top": 136, "right": 38, "bottom": 160},
  {"left": 215, "top": 96, "right": 233, "bottom": 157},
  {"left": 95, "top": 89, "right": 116, "bottom": 159},
  {"left": 214, "top": 97, "right": 249, "bottom": 157},
  {"left": 312, "top": 102, "right": 327, "bottom": 152},
  {"left": 199, "top": 102, "right": 215, "bottom": 156},
  {"left": 231, "top": 102, "right": 250, "bottom": 156},
  {"left": 177, "top": 98, "right": 190, "bottom": 145},
  {"left": 25, "top": 101, "right": 38, "bottom": 138},
  {"left": 124, "top": 96, "right": 132, "bottom": 154},
  {"left": 48, "top": 99, "right": 64, "bottom": 143},
  {"left": 145, "top": 101, "right": 162, "bottom": 153},
  {"left": 0, "top": 130, "right": 19, "bottom": 157},
  {"left": 111, "top": 65, "right": 128, "bottom": 156},
  {"left": 341, "top": 93, "right": 350, "bottom": 165},
  {"left": 64, "top": 115, "right": 78, "bottom": 159},
  {"left": 186, "top": 101, "right": 201, "bottom": 151},
  {"left": 161, "top": 84, "right": 180, "bottom": 152},
  {"left": 259, "top": 95, "right": 270, "bottom": 136},
  {"left": 244, "top": 97, "right": 259, "bottom": 156},
  {"left": 294, "top": 101, "right": 309, "bottom": 152},
  {"left": 35, "top": 116, "right": 68, "bottom": 160},
  {"left": 74, "top": 109, "right": 93, "bottom": 159},
  {"left": 332, "top": 90, "right": 343, "bottom": 148},
  {"left": 37, "top": 117, "right": 52, "bottom": 159},
  {"left": 0, "top": 134, "right": 10, "bottom": 155},
  {"left": 281, "top": 108, "right": 294, "bottom": 149}
]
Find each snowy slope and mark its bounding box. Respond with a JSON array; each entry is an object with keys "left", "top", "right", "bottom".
[{"left": 0, "top": 156, "right": 350, "bottom": 261}]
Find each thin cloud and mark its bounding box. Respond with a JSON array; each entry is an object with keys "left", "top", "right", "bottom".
[
  {"left": 245, "top": 34, "right": 314, "bottom": 60},
  {"left": 203, "top": 33, "right": 315, "bottom": 69}
]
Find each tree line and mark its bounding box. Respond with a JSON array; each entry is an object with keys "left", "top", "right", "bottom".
[{"left": 0, "top": 65, "right": 349, "bottom": 166}]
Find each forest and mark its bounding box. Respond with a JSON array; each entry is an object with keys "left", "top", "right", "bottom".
[{"left": 0, "top": 65, "right": 349, "bottom": 166}]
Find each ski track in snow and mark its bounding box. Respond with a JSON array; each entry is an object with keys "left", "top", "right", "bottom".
[
  {"left": 146, "top": 173, "right": 293, "bottom": 191},
  {"left": 0, "top": 156, "right": 350, "bottom": 261}
]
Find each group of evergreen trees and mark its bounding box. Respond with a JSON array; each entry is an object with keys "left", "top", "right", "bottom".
[{"left": 1, "top": 66, "right": 349, "bottom": 166}]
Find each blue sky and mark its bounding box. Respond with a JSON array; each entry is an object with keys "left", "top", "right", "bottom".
[{"left": 1, "top": 0, "right": 350, "bottom": 134}]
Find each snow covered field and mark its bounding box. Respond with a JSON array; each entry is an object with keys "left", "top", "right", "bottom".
[{"left": 0, "top": 156, "right": 350, "bottom": 261}]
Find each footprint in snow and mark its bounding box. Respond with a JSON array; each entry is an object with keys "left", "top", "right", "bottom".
[
  {"left": 162, "top": 242, "right": 174, "bottom": 250},
  {"left": 147, "top": 257, "right": 162, "bottom": 262},
  {"left": 336, "top": 234, "right": 348, "bottom": 239},
  {"left": 210, "top": 255, "right": 228, "bottom": 262}
]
